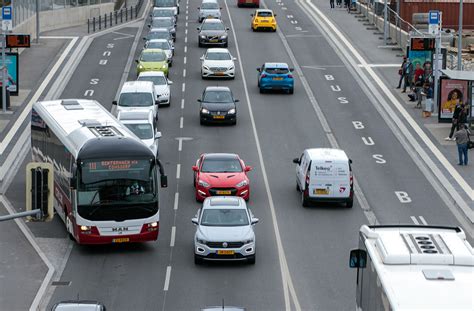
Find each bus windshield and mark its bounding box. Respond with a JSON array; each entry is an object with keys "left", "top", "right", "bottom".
[{"left": 77, "top": 159, "right": 158, "bottom": 221}]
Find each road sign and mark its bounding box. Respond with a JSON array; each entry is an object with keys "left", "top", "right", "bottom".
[
  {"left": 428, "top": 10, "right": 441, "bottom": 36},
  {"left": 1, "top": 6, "right": 13, "bottom": 31},
  {"left": 6, "top": 34, "right": 31, "bottom": 48}
]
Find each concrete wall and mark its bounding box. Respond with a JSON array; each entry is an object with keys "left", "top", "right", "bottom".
[{"left": 13, "top": 3, "right": 115, "bottom": 39}]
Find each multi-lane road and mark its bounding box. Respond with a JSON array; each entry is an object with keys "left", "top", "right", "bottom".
[{"left": 3, "top": 0, "right": 472, "bottom": 310}]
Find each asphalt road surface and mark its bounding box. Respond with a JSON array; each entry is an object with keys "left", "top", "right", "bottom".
[{"left": 4, "top": 0, "right": 469, "bottom": 310}]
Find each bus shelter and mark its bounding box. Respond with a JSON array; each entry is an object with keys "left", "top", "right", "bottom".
[{"left": 438, "top": 69, "right": 474, "bottom": 127}]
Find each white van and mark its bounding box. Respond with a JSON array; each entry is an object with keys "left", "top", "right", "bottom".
[
  {"left": 293, "top": 148, "right": 353, "bottom": 208},
  {"left": 112, "top": 81, "right": 159, "bottom": 126}
]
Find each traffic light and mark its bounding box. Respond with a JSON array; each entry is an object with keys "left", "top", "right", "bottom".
[{"left": 26, "top": 162, "right": 54, "bottom": 221}]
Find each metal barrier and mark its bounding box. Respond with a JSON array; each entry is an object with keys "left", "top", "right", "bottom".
[{"left": 87, "top": 0, "right": 144, "bottom": 33}]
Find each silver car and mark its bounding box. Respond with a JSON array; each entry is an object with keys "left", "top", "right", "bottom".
[
  {"left": 149, "top": 17, "right": 176, "bottom": 41},
  {"left": 192, "top": 197, "right": 258, "bottom": 264},
  {"left": 145, "top": 39, "right": 174, "bottom": 66},
  {"left": 198, "top": 0, "right": 221, "bottom": 23}
]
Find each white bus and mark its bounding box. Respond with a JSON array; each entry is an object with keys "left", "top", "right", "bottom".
[
  {"left": 349, "top": 225, "right": 474, "bottom": 311},
  {"left": 31, "top": 99, "right": 167, "bottom": 244}
]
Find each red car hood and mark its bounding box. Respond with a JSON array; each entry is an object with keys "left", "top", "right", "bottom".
[{"left": 200, "top": 172, "right": 247, "bottom": 187}]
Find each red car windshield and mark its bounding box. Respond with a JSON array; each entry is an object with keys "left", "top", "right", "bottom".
[{"left": 201, "top": 158, "right": 242, "bottom": 173}]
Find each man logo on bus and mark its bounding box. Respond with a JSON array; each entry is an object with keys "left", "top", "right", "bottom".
[{"left": 339, "top": 187, "right": 346, "bottom": 193}]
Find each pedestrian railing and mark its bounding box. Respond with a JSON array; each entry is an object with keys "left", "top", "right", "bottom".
[{"left": 87, "top": 0, "right": 145, "bottom": 33}]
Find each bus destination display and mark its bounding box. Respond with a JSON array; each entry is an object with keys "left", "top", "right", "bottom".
[{"left": 87, "top": 160, "right": 142, "bottom": 172}]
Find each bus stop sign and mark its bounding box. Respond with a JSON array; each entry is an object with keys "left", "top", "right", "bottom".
[
  {"left": 428, "top": 10, "right": 440, "bottom": 36},
  {"left": 1, "top": 6, "right": 13, "bottom": 31}
]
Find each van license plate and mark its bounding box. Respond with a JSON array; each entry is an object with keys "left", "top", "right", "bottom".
[
  {"left": 112, "top": 238, "right": 130, "bottom": 243},
  {"left": 314, "top": 189, "right": 329, "bottom": 195},
  {"left": 217, "top": 250, "right": 235, "bottom": 255}
]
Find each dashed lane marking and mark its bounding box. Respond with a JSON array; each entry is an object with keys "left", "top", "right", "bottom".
[
  {"left": 176, "top": 164, "right": 181, "bottom": 179},
  {"left": 180, "top": 116, "right": 184, "bottom": 128},
  {"left": 170, "top": 227, "right": 176, "bottom": 247},
  {"left": 163, "top": 266, "right": 172, "bottom": 291}
]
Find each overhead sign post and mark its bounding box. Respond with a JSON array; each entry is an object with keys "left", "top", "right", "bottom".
[{"left": 430, "top": 10, "right": 442, "bottom": 117}]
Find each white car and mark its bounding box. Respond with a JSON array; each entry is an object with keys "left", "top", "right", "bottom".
[
  {"left": 137, "top": 71, "right": 173, "bottom": 106},
  {"left": 145, "top": 39, "right": 174, "bottom": 66},
  {"left": 200, "top": 48, "right": 236, "bottom": 79},
  {"left": 118, "top": 110, "right": 161, "bottom": 157},
  {"left": 198, "top": 0, "right": 221, "bottom": 22},
  {"left": 192, "top": 196, "right": 258, "bottom": 264}
]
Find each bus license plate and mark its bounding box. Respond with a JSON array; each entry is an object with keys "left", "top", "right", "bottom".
[
  {"left": 216, "top": 190, "right": 231, "bottom": 194},
  {"left": 217, "top": 250, "right": 235, "bottom": 255},
  {"left": 113, "top": 238, "right": 130, "bottom": 243},
  {"left": 314, "top": 189, "right": 329, "bottom": 195}
]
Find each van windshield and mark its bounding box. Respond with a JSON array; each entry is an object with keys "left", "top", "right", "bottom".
[{"left": 119, "top": 93, "right": 154, "bottom": 107}]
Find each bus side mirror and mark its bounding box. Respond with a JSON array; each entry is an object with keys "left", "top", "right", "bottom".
[
  {"left": 160, "top": 175, "right": 168, "bottom": 188},
  {"left": 349, "top": 249, "right": 367, "bottom": 268}
]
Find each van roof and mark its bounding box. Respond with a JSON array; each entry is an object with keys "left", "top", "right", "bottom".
[
  {"left": 117, "top": 110, "right": 153, "bottom": 122},
  {"left": 120, "top": 81, "right": 154, "bottom": 93},
  {"left": 306, "top": 148, "right": 348, "bottom": 161}
]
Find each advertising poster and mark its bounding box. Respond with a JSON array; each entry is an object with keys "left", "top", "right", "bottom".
[
  {"left": 439, "top": 78, "right": 469, "bottom": 121},
  {"left": 471, "top": 85, "right": 474, "bottom": 118},
  {"left": 408, "top": 50, "right": 432, "bottom": 68},
  {"left": 0, "top": 52, "right": 18, "bottom": 95}
]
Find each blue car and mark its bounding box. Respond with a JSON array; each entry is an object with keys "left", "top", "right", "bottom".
[{"left": 257, "top": 62, "right": 294, "bottom": 94}]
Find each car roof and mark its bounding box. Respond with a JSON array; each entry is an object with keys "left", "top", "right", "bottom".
[
  {"left": 203, "top": 18, "right": 223, "bottom": 23},
  {"left": 203, "top": 153, "right": 239, "bottom": 160},
  {"left": 152, "top": 16, "right": 174, "bottom": 20},
  {"left": 305, "top": 148, "right": 349, "bottom": 161},
  {"left": 264, "top": 62, "right": 289, "bottom": 68},
  {"left": 202, "top": 0, "right": 218, "bottom": 3},
  {"left": 204, "top": 86, "right": 231, "bottom": 92},
  {"left": 206, "top": 48, "right": 230, "bottom": 53},
  {"left": 148, "top": 39, "right": 170, "bottom": 43},
  {"left": 149, "top": 27, "right": 171, "bottom": 32},
  {"left": 203, "top": 197, "right": 246, "bottom": 209},
  {"left": 118, "top": 110, "right": 153, "bottom": 122},
  {"left": 52, "top": 300, "right": 104, "bottom": 311},
  {"left": 138, "top": 71, "right": 167, "bottom": 77},
  {"left": 142, "top": 48, "right": 165, "bottom": 54},
  {"left": 153, "top": 7, "right": 175, "bottom": 11},
  {"left": 202, "top": 308, "right": 246, "bottom": 311},
  {"left": 256, "top": 9, "right": 273, "bottom": 13},
  {"left": 121, "top": 81, "right": 154, "bottom": 93}
]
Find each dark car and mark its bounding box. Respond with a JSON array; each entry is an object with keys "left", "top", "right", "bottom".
[
  {"left": 144, "top": 28, "right": 174, "bottom": 47},
  {"left": 154, "top": 0, "right": 179, "bottom": 14},
  {"left": 198, "top": 86, "right": 238, "bottom": 125},
  {"left": 197, "top": 19, "right": 229, "bottom": 48},
  {"left": 149, "top": 17, "right": 176, "bottom": 41},
  {"left": 150, "top": 7, "right": 177, "bottom": 23}
]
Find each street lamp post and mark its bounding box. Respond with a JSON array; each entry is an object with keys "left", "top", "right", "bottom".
[
  {"left": 457, "top": 0, "right": 463, "bottom": 70},
  {"left": 35, "top": 0, "right": 39, "bottom": 43}
]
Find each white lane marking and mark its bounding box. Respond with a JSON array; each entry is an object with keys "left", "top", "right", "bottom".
[
  {"left": 182, "top": 83, "right": 186, "bottom": 93},
  {"left": 176, "top": 164, "right": 181, "bottom": 179},
  {"left": 185, "top": 28, "right": 188, "bottom": 35},
  {"left": 163, "top": 266, "right": 172, "bottom": 291},
  {"left": 224, "top": 0, "right": 299, "bottom": 310},
  {"left": 184, "top": 56, "right": 187, "bottom": 64},
  {"left": 358, "top": 63, "right": 401, "bottom": 68},
  {"left": 184, "top": 46, "right": 187, "bottom": 54},
  {"left": 185, "top": 22, "right": 188, "bottom": 27},
  {"left": 103, "top": 51, "right": 111, "bottom": 56},
  {"left": 301, "top": 0, "right": 474, "bottom": 205},
  {"left": 180, "top": 116, "right": 184, "bottom": 128},
  {"left": 84, "top": 90, "right": 94, "bottom": 97},
  {"left": 99, "top": 59, "right": 108, "bottom": 65},
  {"left": 419, "top": 216, "right": 428, "bottom": 225},
  {"left": 410, "top": 216, "right": 420, "bottom": 225},
  {"left": 111, "top": 31, "right": 135, "bottom": 40},
  {"left": 185, "top": 36, "right": 188, "bottom": 43},
  {"left": 174, "top": 192, "right": 179, "bottom": 210},
  {"left": 183, "top": 68, "right": 186, "bottom": 78},
  {"left": 298, "top": 0, "right": 474, "bottom": 230},
  {"left": 178, "top": 139, "right": 183, "bottom": 151},
  {"left": 181, "top": 98, "right": 185, "bottom": 109},
  {"left": 170, "top": 227, "right": 176, "bottom": 247},
  {"left": 0, "top": 195, "right": 55, "bottom": 311},
  {"left": 186, "top": 15, "right": 188, "bottom": 21},
  {"left": 0, "top": 36, "right": 79, "bottom": 156}
]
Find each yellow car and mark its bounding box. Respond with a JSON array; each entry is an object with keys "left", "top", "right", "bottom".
[
  {"left": 251, "top": 9, "right": 277, "bottom": 32},
  {"left": 136, "top": 48, "right": 169, "bottom": 77}
]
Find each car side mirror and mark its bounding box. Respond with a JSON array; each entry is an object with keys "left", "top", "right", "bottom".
[
  {"left": 293, "top": 158, "right": 300, "bottom": 164},
  {"left": 251, "top": 218, "right": 259, "bottom": 225},
  {"left": 112, "top": 100, "right": 118, "bottom": 105},
  {"left": 349, "top": 159, "right": 353, "bottom": 164},
  {"left": 148, "top": 25, "right": 151, "bottom": 28},
  {"left": 226, "top": 27, "right": 230, "bottom": 30},
  {"left": 135, "top": 59, "right": 139, "bottom": 63},
  {"left": 274, "top": 14, "right": 277, "bottom": 17},
  {"left": 200, "top": 56, "right": 204, "bottom": 60},
  {"left": 197, "top": 99, "right": 202, "bottom": 102},
  {"left": 160, "top": 175, "right": 168, "bottom": 188},
  {"left": 197, "top": 27, "right": 200, "bottom": 30},
  {"left": 349, "top": 249, "right": 367, "bottom": 268},
  {"left": 256, "top": 68, "right": 261, "bottom": 72},
  {"left": 168, "top": 80, "right": 173, "bottom": 85},
  {"left": 197, "top": 7, "right": 200, "bottom": 9},
  {"left": 155, "top": 131, "right": 162, "bottom": 139},
  {"left": 192, "top": 165, "right": 199, "bottom": 172},
  {"left": 250, "top": 14, "right": 254, "bottom": 16},
  {"left": 245, "top": 166, "right": 252, "bottom": 172},
  {"left": 289, "top": 68, "right": 294, "bottom": 71},
  {"left": 233, "top": 57, "right": 237, "bottom": 61},
  {"left": 192, "top": 217, "right": 198, "bottom": 225},
  {"left": 235, "top": 99, "right": 240, "bottom": 103},
  {"left": 155, "top": 100, "right": 160, "bottom": 105}
]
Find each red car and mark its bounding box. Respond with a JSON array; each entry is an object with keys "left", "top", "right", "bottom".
[
  {"left": 237, "top": 0, "right": 259, "bottom": 8},
  {"left": 193, "top": 153, "right": 252, "bottom": 202}
]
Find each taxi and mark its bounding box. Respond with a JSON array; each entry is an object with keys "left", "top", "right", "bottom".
[{"left": 251, "top": 9, "right": 277, "bottom": 32}]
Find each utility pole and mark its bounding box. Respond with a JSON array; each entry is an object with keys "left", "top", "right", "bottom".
[
  {"left": 36, "top": 0, "right": 39, "bottom": 43},
  {"left": 383, "top": 0, "right": 388, "bottom": 45},
  {"left": 433, "top": 12, "right": 442, "bottom": 116},
  {"left": 1, "top": 22, "right": 6, "bottom": 113},
  {"left": 457, "top": 0, "right": 463, "bottom": 70}
]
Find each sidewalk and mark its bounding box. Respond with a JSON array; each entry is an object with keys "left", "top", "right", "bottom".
[{"left": 311, "top": 0, "right": 474, "bottom": 210}]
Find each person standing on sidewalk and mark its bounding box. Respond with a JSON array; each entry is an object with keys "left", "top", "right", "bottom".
[
  {"left": 454, "top": 124, "right": 470, "bottom": 165},
  {"left": 446, "top": 103, "right": 463, "bottom": 141},
  {"left": 330, "top": 0, "right": 335, "bottom": 9},
  {"left": 396, "top": 56, "right": 407, "bottom": 89},
  {"left": 402, "top": 58, "right": 413, "bottom": 93}
]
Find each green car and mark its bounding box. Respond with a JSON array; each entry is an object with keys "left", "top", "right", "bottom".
[{"left": 136, "top": 48, "right": 169, "bottom": 76}]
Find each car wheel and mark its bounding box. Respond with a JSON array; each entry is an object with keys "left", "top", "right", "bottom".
[
  {"left": 252, "top": 26, "right": 256, "bottom": 32},
  {"left": 301, "top": 190, "right": 309, "bottom": 207},
  {"left": 198, "top": 42, "right": 202, "bottom": 48},
  {"left": 259, "top": 87, "right": 264, "bottom": 94},
  {"left": 232, "top": 119, "right": 237, "bottom": 126},
  {"left": 248, "top": 254, "right": 256, "bottom": 265},
  {"left": 224, "top": 42, "right": 228, "bottom": 48},
  {"left": 289, "top": 88, "right": 294, "bottom": 94},
  {"left": 346, "top": 198, "right": 353, "bottom": 208},
  {"left": 169, "top": 61, "right": 173, "bottom": 67},
  {"left": 194, "top": 255, "right": 202, "bottom": 265},
  {"left": 200, "top": 118, "right": 205, "bottom": 126},
  {"left": 296, "top": 182, "right": 300, "bottom": 191}
]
